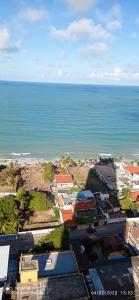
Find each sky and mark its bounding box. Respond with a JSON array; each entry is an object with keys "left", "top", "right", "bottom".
[{"left": 0, "top": 0, "right": 139, "bottom": 85}]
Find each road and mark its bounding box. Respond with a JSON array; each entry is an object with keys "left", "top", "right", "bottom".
[{"left": 70, "top": 222, "right": 124, "bottom": 240}]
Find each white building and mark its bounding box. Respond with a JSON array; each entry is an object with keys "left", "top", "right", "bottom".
[{"left": 0, "top": 245, "right": 10, "bottom": 300}]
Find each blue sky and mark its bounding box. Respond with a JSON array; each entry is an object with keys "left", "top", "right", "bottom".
[{"left": 0, "top": 0, "right": 139, "bottom": 85}]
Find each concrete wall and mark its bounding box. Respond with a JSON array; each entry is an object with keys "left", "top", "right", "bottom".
[
  {"left": 107, "top": 217, "right": 126, "bottom": 224},
  {"left": 0, "top": 192, "right": 16, "bottom": 197}
]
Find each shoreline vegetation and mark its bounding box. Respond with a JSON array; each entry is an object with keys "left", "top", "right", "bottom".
[{"left": 0, "top": 153, "right": 139, "bottom": 165}]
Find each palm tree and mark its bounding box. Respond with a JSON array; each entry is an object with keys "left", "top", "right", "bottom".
[{"left": 17, "top": 187, "right": 27, "bottom": 210}]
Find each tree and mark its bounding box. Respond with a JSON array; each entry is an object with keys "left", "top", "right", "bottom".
[
  {"left": 0, "top": 195, "right": 21, "bottom": 234},
  {"left": 43, "top": 162, "right": 54, "bottom": 182},
  {"left": 6, "top": 162, "right": 15, "bottom": 186},
  {"left": 120, "top": 187, "right": 135, "bottom": 210},
  {"left": 60, "top": 154, "right": 76, "bottom": 167},
  {"left": 17, "top": 187, "right": 27, "bottom": 210},
  {"left": 119, "top": 197, "right": 133, "bottom": 210},
  {"left": 28, "top": 191, "right": 51, "bottom": 211},
  {"left": 68, "top": 186, "right": 81, "bottom": 194}
]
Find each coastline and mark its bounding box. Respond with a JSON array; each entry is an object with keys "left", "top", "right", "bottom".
[{"left": 0, "top": 151, "right": 139, "bottom": 166}]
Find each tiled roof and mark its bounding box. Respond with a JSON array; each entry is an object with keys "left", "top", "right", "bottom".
[
  {"left": 125, "top": 166, "right": 139, "bottom": 175},
  {"left": 131, "top": 191, "right": 139, "bottom": 201},
  {"left": 56, "top": 195, "right": 64, "bottom": 207},
  {"left": 73, "top": 201, "right": 95, "bottom": 210},
  {"left": 61, "top": 209, "right": 75, "bottom": 224},
  {"left": 55, "top": 174, "right": 73, "bottom": 184}
]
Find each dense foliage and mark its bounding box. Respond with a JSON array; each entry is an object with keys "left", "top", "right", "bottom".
[
  {"left": 28, "top": 191, "right": 51, "bottom": 211},
  {"left": 119, "top": 187, "right": 138, "bottom": 211},
  {"left": 17, "top": 187, "right": 28, "bottom": 209},
  {"left": 38, "top": 225, "right": 69, "bottom": 250},
  {"left": 68, "top": 186, "right": 81, "bottom": 194},
  {"left": 0, "top": 195, "right": 22, "bottom": 234},
  {"left": 0, "top": 163, "right": 15, "bottom": 187},
  {"left": 43, "top": 162, "right": 54, "bottom": 182},
  {"left": 60, "top": 154, "right": 76, "bottom": 167}
]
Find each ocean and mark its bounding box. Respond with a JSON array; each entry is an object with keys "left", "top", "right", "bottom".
[{"left": 0, "top": 81, "right": 139, "bottom": 160}]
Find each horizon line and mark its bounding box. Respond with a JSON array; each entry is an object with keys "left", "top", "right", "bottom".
[{"left": 0, "top": 79, "right": 139, "bottom": 88}]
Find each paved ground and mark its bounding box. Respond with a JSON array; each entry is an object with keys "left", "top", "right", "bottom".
[{"left": 70, "top": 222, "right": 124, "bottom": 240}]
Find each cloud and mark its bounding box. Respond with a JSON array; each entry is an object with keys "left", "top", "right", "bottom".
[
  {"left": 0, "top": 25, "right": 21, "bottom": 52},
  {"left": 66, "top": 0, "right": 95, "bottom": 13},
  {"left": 80, "top": 42, "right": 109, "bottom": 58},
  {"left": 22, "top": 7, "right": 47, "bottom": 22},
  {"left": 50, "top": 18, "right": 113, "bottom": 41},
  {"left": 135, "top": 16, "right": 139, "bottom": 25},
  {"left": 40, "top": 65, "right": 70, "bottom": 81},
  {"left": 0, "top": 26, "right": 10, "bottom": 50},
  {"left": 95, "top": 4, "right": 123, "bottom": 30},
  {"left": 88, "top": 67, "right": 139, "bottom": 83}
]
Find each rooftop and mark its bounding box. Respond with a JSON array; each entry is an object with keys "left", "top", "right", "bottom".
[
  {"left": 0, "top": 288, "right": 3, "bottom": 300},
  {"left": 17, "top": 274, "right": 89, "bottom": 300},
  {"left": 125, "top": 165, "right": 139, "bottom": 175},
  {"left": 56, "top": 194, "right": 64, "bottom": 207},
  {"left": 20, "top": 255, "right": 38, "bottom": 272},
  {"left": 20, "top": 251, "right": 78, "bottom": 278},
  {"left": 88, "top": 256, "right": 139, "bottom": 299},
  {"left": 55, "top": 174, "right": 73, "bottom": 184},
  {"left": 0, "top": 245, "right": 10, "bottom": 282},
  {"left": 131, "top": 191, "right": 139, "bottom": 201},
  {"left": 73, "top": 200, "right": 95, "bottom": 210},
  {"left": 126, "top": 217, "right": 139, "bottom": 227},
  {"left": 60, "top": 208, "right": 75, "bottom": 224}
]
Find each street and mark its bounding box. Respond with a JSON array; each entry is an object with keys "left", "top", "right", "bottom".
[{"left": 70, "top": 222, "right": 124, "bottom": 240}]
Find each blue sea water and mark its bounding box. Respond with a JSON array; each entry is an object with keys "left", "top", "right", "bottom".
[{"left": 0, "top": 81, "right": 139, "bottom": 160}]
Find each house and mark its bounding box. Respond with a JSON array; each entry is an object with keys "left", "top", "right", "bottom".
[
  {"left": 57, "top": 190, "right": 97, "bottom": 225},
  {"left": 0, "top": 245, "right": 10, "bottom": 300},
  {"left": 17, "top": 251, "right": 89, "bottom": 300},
  {"left": 131, "top": 191, "right": 139, "bottom": 203},
  {"left": 124, "top": 217, "right": 139, "bottom": 254},
  {"left": 124, "top": 165, "right": 139, "bottom": 190},
  {"left": 60, "top": 208, "right": 75, "bottom": 225},
  {"left": 125, "top": 165, "right": 139, "bottom": 175},
  {"left": 94, "top": 164, "right": 117, "bottom": 190},
  {"left": 54, "top": 174, "right": 73, "bottom": 189}
]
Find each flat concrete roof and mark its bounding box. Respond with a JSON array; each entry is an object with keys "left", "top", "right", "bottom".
[
  {"left": 89, "top": 256, "right": 139, "bottom": 299},
  {"left": 21, "top": 251, "right": 78, "bottom": 278},
  {"left": 0, "top": 245, "right": 10, "bottom": 282},
  {"left": 17, "top": 274, "right": 89, "bottom": 300},
  {"left": 0, "top": 288, "right": 3, "bottom": 300},
  {"left": 48, "top": 274, "right": 89, "bottom": 300}
]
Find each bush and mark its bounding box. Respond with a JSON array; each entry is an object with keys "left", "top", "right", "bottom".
[
  {"left": 38, "top": 225, "right": 69, "bottom": 250},
  {"left": 43, "top": 162, "right": 54, "bottom": 182},
  {"left": 28, "top": 191, "right": 51, "bottom": 211},
  {"left": 68, "top": 186, "right": 81, "bottom": 194},
  {"left": 51, "top": 207, "right": 60, "bottom": 222}
]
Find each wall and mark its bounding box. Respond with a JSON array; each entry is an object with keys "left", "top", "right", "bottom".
[
  {"left": 0, "top": 192, "right": 16, "bottom": 197},
  {"left": 107, "top": 217, "right": 126, "bottom": 224}
]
